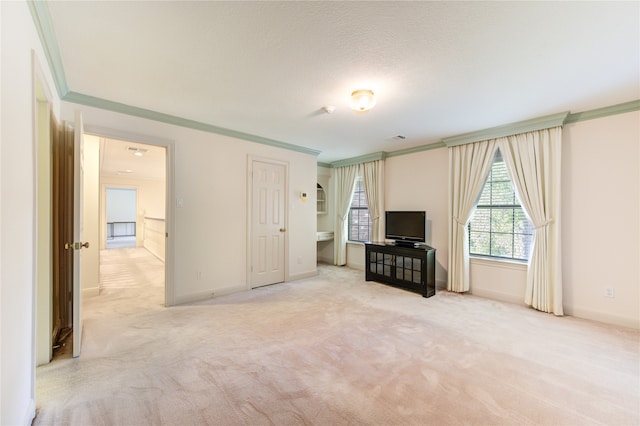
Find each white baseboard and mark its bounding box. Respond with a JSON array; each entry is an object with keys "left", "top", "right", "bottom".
[
  {"left": 287, "top": 270, "right": 318, "bottom": 281},
  {"left": 564, "top": 304, "right": 640, "bottom": 330},
  {"left": 144, "top": 245, "right": 165, "bottom": 262},
  {"left": 23, "top": 398, "right": 36, "bottom": 426},
  {"left": 468, "top": 287, "right": 524, "bottom": 305},
  {"left": 174, "top": 269, "right": 319, "bottom": 305},
  {"left": 174, "top": 283, "right": 247, "bottom": 305},
  {"left": 83, "top": 287, "right": 99, "bottom": 298},
  {"left": 346, "top": 261, "right": 365, "bottom": 271}
]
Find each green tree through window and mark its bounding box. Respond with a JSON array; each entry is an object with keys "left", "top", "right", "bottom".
[
  {"left": 348, "top": 178, "right": 371, "bottom": 242},
  {"left": 468, "top": 150, "right": 534, "bottom": 261}
]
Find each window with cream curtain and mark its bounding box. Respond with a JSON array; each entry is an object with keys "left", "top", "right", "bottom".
[
  {"left": 348, "top": 178, "right": 371, "bottom": 242},
  {"left": 468, "top": 149, "right": 534, "bottom": 261}
]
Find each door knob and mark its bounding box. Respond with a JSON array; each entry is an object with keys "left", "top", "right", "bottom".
[
  {"left": 65, "top": 242, "right": 90, "bottom": 250},
  {"left": 279, "top": 228, "right": 286, "bottom": 232}
]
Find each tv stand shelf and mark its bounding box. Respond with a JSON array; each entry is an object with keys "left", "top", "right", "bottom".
[{"left": 365, "top": 243, "right": 436, "bottom": 298}]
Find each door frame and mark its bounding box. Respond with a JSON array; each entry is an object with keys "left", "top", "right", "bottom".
[
  {"left": 246, "top": 156, "right": 289, "bottom": 289},
  {"left": 83, "top": 125, "right": 176, "bottom": 307},
  {"left": 32, "top": 52, "right": 54, "bottom": 412},
  {"left": 72, "top": 110, "right": 85, "bottom": 358}
]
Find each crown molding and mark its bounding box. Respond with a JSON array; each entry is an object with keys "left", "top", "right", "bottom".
[
  {"left": 27, "top": 4, "right": 321, "bottom": 157},
  {"left": 330, "top": 152, "right": 387, "bottom": 168},
  {"left": 27, "top": 0, "right": 69, "bottom": 97},
  {"left": 27, "top": 3, "right": 639, "bottom": 163},
  {"left": 442, "top": 112, "right": 570, "bottom": 147},
  {"left": 385, "top": 142, "right": 446, "bottom": 158},
  {"left": 319, "top": 99, "right": 639, "bottom": 166},
  {"left": 564, "top": 100, "right": 640, "bottom": 124},
  {"left": 319, "top": 142, "right": 446, "bottom": 167},
  {"left": 63, "top": 92, "right": 321, "bottom": 156}
]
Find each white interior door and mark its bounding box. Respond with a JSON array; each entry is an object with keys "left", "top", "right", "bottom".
[
  {"left": 72, "top": 110, "right": 85, "bottom": 358},
  {"left": 251, "top": 160, "right": 286, "bottom": 288}
]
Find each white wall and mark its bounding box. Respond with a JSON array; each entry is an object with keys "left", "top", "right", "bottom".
[
  {"left": 0, "top": 1, "right": 60, "bottom": 424},
  {"left": 62, "top": 103, "right": 318, "bottom": 306},
  {"left": 562, "top": 111, "right": 639, "bottom": 328},
  {"left": 384, "top": 148, "right": 450, "bottom": 288},
  {"left": 347, "top": 149, "right": 450, "bottom": 284},
  {"left": 381, "top": 111, "right": 640, "bottom": 329}
]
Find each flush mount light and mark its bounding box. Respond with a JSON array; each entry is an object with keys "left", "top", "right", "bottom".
[{"left": 350, "top": 89, "right": 376, "bottom": 112}]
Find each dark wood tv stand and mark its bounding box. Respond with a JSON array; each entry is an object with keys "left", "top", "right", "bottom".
[{"left": 365, "top": 242, "right": 436, "bottom": 297}]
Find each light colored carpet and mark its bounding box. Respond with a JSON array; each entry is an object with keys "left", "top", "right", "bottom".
[{"left": 35, "top": 248, "right": 639, "bottom": 425}]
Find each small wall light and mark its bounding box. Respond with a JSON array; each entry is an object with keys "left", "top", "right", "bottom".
[
  {"left": 350, "top": 89, "right": 376, "bottom": 112},
  {"left": 300, "top": 192, "right": 308, "bottom": 202}
]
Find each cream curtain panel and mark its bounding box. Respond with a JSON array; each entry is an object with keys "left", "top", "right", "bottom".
[
  {"left": 447, "top": 140, "right": 498, "bottom": 292},
  {"left": 362, "top": 160, "right": 385, "bottom": 242},
  {"left": 333, "top": 164, "right": 358, "bottom": 265},
  {"left": 497, "top": 127, "right": 563, "bottom": 315}
]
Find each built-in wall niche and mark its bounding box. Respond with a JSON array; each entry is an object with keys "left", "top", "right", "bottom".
[{"left": 317, "top": 183, "right": 327, "bottom": 214}]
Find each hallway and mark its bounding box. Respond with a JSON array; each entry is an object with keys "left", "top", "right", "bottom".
[{"left": 99, "top": 247, "right": 164, "bottom": 295}]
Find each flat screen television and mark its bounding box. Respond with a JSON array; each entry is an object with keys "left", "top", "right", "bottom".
[{"left": 385, "top": 211, "right": 426, "bottom": 246}]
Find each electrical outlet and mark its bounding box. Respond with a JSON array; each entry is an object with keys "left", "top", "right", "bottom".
[{"left": 604, "top": 287, "right": 615, "bottom": 298}]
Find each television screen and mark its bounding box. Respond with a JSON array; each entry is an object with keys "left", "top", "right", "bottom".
[{"left": 385, "top": 211, "right": 426, "bottom": 244}]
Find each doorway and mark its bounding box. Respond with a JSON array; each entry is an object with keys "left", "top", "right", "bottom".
[
  {"left": 35, "top": 127, "right": 174, "bottom": 367},
  {"left": 97, "top": 137, "right": 168, "bottom": 292}
]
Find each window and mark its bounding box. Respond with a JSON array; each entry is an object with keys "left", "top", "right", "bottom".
[
  {"left": 468, "top": 150, "right": 534, "bottom": 261},
  {"left": 348, "top": 178, "right": 371, "bottom": 242}
]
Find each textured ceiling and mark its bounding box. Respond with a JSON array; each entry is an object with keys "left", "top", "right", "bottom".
[
  {"left": 100, "top": 138, "right": 166, "bottom": 181},
  {"left": 47, "top": 1, "right": 639, "bottom": 163}
]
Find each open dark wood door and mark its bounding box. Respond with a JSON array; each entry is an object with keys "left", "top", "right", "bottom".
[
  {"left": 51, "top": 111, "right": 86, "bottom": 357},
  {"left": 51, "top": 117, "right": 74, "bottom": 351}
]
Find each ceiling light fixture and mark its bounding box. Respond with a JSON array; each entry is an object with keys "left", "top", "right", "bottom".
[
  {"left": 350, "top": 89, "right": 376, "bottom": 112},
  {"left": 128, "top": 146, "right": 147, "bottom": 157}
]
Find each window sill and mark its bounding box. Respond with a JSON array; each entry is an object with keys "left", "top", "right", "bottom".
[
  {"left": 346, "top": 240, "right": 366, "bottom": 246},
  {"left": 469, "top": 256, "right": 528, "bottom": 271}
]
